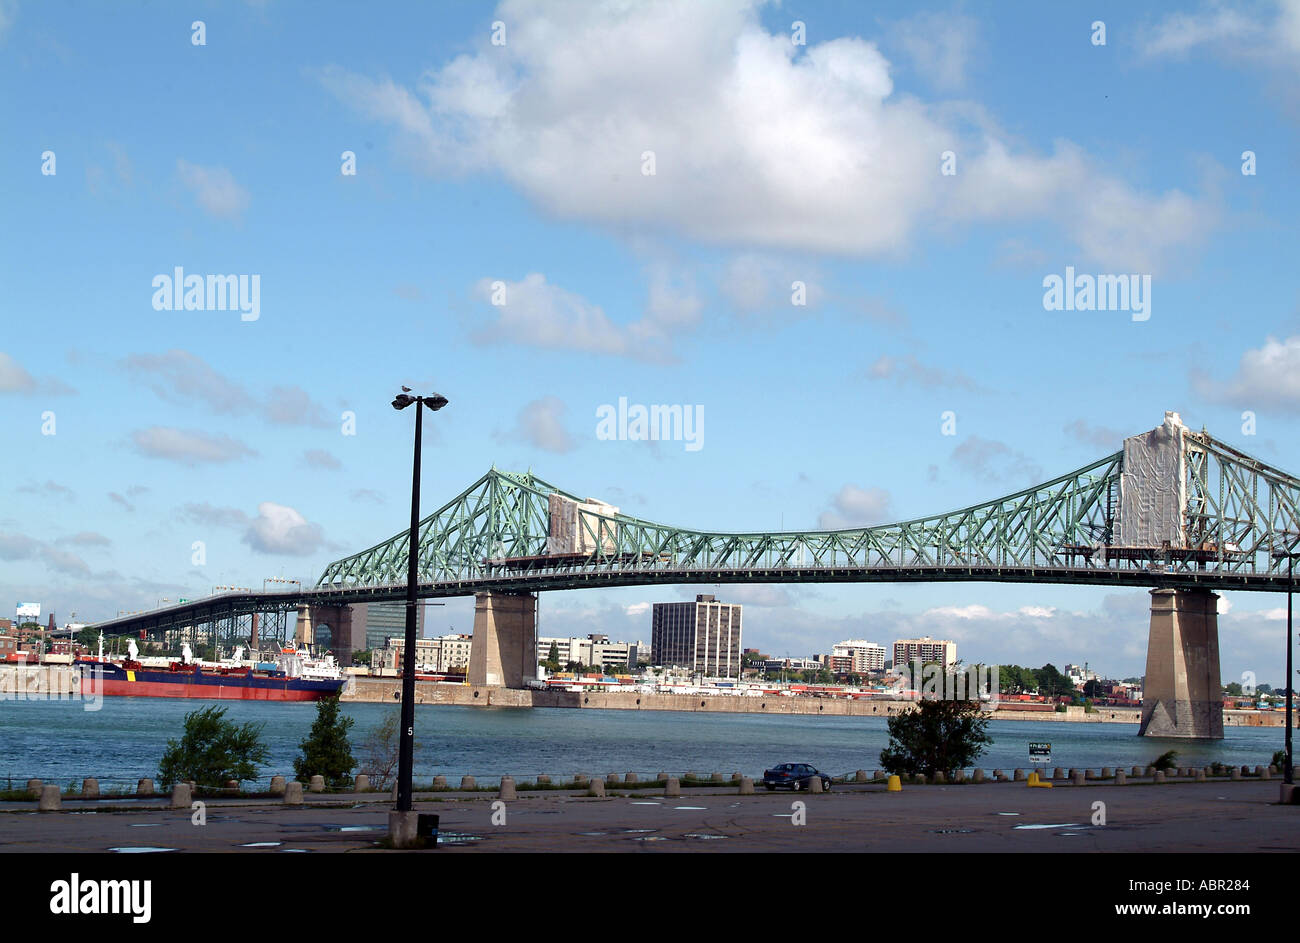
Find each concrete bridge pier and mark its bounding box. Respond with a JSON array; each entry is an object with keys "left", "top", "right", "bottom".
[
  {"left": 467, "top": 591, "right": 537, "bottom": 688},
  {"left": 1139, "top": 588, "right": 1223, "bottom": 739}
]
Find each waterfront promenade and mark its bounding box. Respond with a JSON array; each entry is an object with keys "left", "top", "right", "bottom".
[{"left": 1, "top": 778, "right": 1292, "bottom": 853}]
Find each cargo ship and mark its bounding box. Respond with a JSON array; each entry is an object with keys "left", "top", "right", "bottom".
[{"left": 77, "top": 638, "right": 348, "bottom": 702}]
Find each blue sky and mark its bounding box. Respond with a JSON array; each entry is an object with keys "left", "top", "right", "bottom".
[{"left": 3, "top": 0, "right": 1299, "bottom": 684}]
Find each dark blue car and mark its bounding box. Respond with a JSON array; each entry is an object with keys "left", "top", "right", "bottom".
[{"left": 762, "top": 763, "right": 832, "bottom": 791}]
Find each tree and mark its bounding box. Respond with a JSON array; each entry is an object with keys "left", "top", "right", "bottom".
[
  {"left": 1224, "top": 681, "right": 1244, "bottom": 697},
  {"left": 1082, "top": 679, "right": 1104, "bottom": 699},
  {"left": 1034, "top": 663, "right": 1075, "bottom": 698},
  {"left": 879, "top": 699, "right": 992, "bottom": 779},
  {"left": 357, "top": 710, "right": 402, "bottom": 791},
  {"left": 158, "top": 705, "right": 269, "bottom": 788},
  {"left": 294, "top": 695, "right": 356, "bottom": 788}
]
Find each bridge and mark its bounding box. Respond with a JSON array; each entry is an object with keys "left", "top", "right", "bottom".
[{"left": 92, "top": 412, "right": 1300, "bottom": 739}]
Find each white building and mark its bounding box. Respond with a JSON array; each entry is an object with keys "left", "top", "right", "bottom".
[
  {"left": 892, "top": 637, "right": 957, "bottom": 670},
  {"left": 831, "top": 639, "right": 887, "bottom": 673}
]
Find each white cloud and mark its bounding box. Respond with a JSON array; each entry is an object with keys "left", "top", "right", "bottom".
[
  {"left": 889, "top": 11, "right": 978, "bottom": 91},
  {"left": 819, "top": 484, "right": 892, "bottom": 529},
  {"left": 0, "top": 352, "right": 75, "bottom": 396},
  {"left": 472, "top": 272, "right": 692, "bottom": 362},
  {"left": 950, "top": 435, "right": 1042, "bottom": 485},
  {"left": 131, "top": 426, "right": 257, "bottom": 465},
  {"left": 320, "top": 0, "right": 1217, "bottom": 272},
  {"left": 176, "top": 159, "right": 250, "bottom": 220},
  {"left": 867, "top": 354, "right": 983, "bottom": 391},
  {"left": 497, "top": 396, "right": 575, "bottom": 453},
  {"left": 1142, "top": 1, "right": 1300, "bottom": 69},
  {"left": 1193, "top": 335, "right": 1300, "bottom": 407},
  {"left": 242, "top": 502, "right": 327, "bottom": 555}
]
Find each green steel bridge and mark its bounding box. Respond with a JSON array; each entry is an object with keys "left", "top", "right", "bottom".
[{"left": 90, "top": 414, "right": 1300, "bottom": 647}]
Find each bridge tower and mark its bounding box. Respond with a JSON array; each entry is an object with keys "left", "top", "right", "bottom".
[
  {"left": 467, "top": 591, "right": 537, "bottom": 688},
  {"left": 1139, "top": 589, "right": 1223, "bottom": 738}
]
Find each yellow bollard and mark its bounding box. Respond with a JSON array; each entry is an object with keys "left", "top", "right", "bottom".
[
  {"left": 886, "top": 774, "right": 902, "bottom": 792},
  {"left": 1027, "top": 771, "right": 1038, "bottom": 786}
]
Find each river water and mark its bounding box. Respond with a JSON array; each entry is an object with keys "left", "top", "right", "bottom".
[{"left": 0, "top": 697, "right": 1284, "bottom": 790}]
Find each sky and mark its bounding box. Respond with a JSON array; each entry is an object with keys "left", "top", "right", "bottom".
[{"left": 2, "top": 0, "right": 1299, "bottom": 685}]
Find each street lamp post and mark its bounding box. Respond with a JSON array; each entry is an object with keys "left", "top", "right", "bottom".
[
  {"left": 390, "top": 389, "right": 448, "bottom": 829},
  {"left": 1272, "top": 546, "right": 1297, "bottom": 787}
]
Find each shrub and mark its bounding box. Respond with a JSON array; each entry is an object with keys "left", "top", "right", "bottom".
[
  {"left": 294, "top": 695, "right": 356, "bottom": 789},
  {"left": 879, "top": 699, "right": 992, "bottom": 779},
  {"left": 158, "top": 705, "right": 269, "bottom": 788}
]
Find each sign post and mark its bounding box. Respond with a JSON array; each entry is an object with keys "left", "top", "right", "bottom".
[{"left": 1029, "top": 741, "right": 1052, "bottom": 777}]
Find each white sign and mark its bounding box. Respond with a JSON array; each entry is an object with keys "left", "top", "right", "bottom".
[
  {"left": 1029, "top": 742, "right": 1052, "bottom": 765},
  {"left": 16, "top": 602, "right": 40, "bottom": 619}
]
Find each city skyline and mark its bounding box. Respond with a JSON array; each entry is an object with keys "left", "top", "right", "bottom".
[{"left": 3, "top": 1, "right": 1299, "bottom": 684}]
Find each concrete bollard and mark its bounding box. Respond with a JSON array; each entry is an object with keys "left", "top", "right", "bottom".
[
  {"left": 308, "top": 775, "right": 325, "bottom": 793},
  {"left": 972, "top": 769, "right": 985, "bottom": 783},
  {"left": 25, "top": 779, "right": 42, "bottom": 798},
  {"left": 1154, "top": 770, "right": 1166, "bottom": 783},
  {"left": 270, "top": 775, "right": 286, "bottom": 796},
  {"left": 626, "top": 773, "right": 639, "bottom": 784},
  {"left": 39, "top": 784, "right": 62, "bottom": 812},
  {"left": 685, "top": 771, "right": 698, "bottom": 781},
  {"left": 871, "top": 770, "right": 881, "bottom": 781},
  {"left": 1131, "top": 766, "right": 1142, "bottom": 776},
  {"left": 739, "top": 777, "right": 754, "bottom": 795},
  {"left": 82, "top": 778, "right": 100, "bottom": 798},
  {"left": 1145, "top": 766, "right": 1156, "bottom": 777},
  {"left": 574, "top": 774, "right": 589, "bottom": 786},
  {"left": 536, "top": 774, "right": 551, "bottom": 785},
  {"left": 931, "top": 771, "right": 945, "bottom": 784},
  {"left": 1269, "top": 765, "right": 1279, "bottom": 775},
  {"left": 665, "top": 777, "right": 681, "bottom": 797},
  {"left": 1260, "top": 767, "right": 1271, "bottom": 781},
  {"left": 605, "top": 774, "right": 620, "bottom": 787},
  {"left": 1253, "top": 765, "right": 1264, "bottom": 777},
  {"left": 354, "top": 774, "right": 369, "bottom": 792},
  {"left": 284, "top": 781, "right": 303, "bottom": 805},
  {"left": 1115, "top": 769, "right": 1127, "bottom": 785},
  {"left": 855, "top": 769, "right": 868, "bottom": 783},
  {"left": 1072, "top": 770, "right": 1085, "bottom": 786},
  {"left": 588, "top": 778, "right": 606, "bottom": 797},
  {"left": 1085, "top": 769, "right": 1096, "bottom": 780},
  {"left": 809, "top": 775, "right": 824, "bottom": 793},
  {"left": 996, "top": 771, "right": 1008, "bottom": 782},
  {"left": 1053, "top": 767, "right": 1065, "bottom": 781},
  {"left": 499, "top": 776, "right": 517, "bottom": 800},
  {"left": 460, "top": 775, "right": 477, "bottom": 791},
  {"left": 887, "top": 774, "right": 901, "bottom": 792},
  {"left": 1013, "top": 769, "right": 1025, "bottom": 781},
  {"left": 711, "top": 772, "right": 725, "bottom": 783},
  {"left": 1231, "top": 767, "right": 1241, "bottom": 780},
  {"left": 953, "top": 769, "right": 965, "bottom": 783},
  {"left": 170, "top": 782, "right": 192, "bottom": 809},
  {"left": 137, "top": 778, "right": 154, "bottom": 796},
  {"left": 1195, "top": 768, "right": 1206, "bottom": 781},
  {"left": 1101, "top": 767, "right": 1112, "bottom": 779},
  {"left": 433, "top": 775, "right": 447, "bottom": 789}
]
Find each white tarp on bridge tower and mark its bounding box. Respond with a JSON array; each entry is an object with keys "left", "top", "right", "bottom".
[
  {"left": 547, "top": 493, "right": 619, "bottom": 555},
  {"left": 1115, "top": 411, "right": 1188, "bottom": 549}
]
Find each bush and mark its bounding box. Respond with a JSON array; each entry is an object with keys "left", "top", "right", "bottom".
[
  {"left": 879, "top": 699, "right": 992, "bottom": 779},
  {"left": 1271, "top": 749, "right": 1288, "bottom": 770},
  {"left": 294, "top": 695, "right": 356, "bottom": 789},
  {"left": 1150, "top": 749, "right": 1179, "bottom": 771},
  {"left": 158, "top": 705, "right": 269, "bottom": 788},
  {"left": 357, "top": 709, "right": 402, "bottom": 791}
]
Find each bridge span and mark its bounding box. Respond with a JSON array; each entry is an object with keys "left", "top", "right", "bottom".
[{"left": 92, "top": 412, "right": 1300, "bottom": 739}]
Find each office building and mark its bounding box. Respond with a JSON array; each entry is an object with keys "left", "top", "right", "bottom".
[
  {"left": 892, "top": 637, "right": 957, "bottom": 670},
  {"left": 831, "top": 639, "right": 887, "bottom": 673},
  {"left": 651, "top": 595, "right": 743, "bottom": 678}
]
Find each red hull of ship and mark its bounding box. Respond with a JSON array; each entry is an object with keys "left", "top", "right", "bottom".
[{"left": 84, "top": 678, "right": 329, "bottom": 701}]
